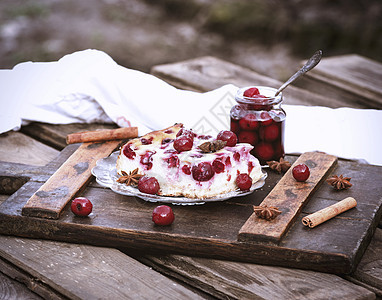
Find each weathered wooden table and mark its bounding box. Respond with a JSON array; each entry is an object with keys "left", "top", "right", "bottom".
[{"left": 0, "top": 54, "right": 381, "bottom": 299}]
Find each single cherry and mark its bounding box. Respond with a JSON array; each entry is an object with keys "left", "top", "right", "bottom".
[
  {"left": 212, "top": 159, "right": 225, "bottom": 173},
  {"left": 123, "top": 144, "right": 136, "bottom": 159},
  {"left": 71, "top": 197, "right": 93, "bottom": 217},
  {"left": 292, "top": 164, "right": 310, "bottom": 182},
  {"left": 140, "top": 137, "right": 153, "bottom": 145},
  {"left": 262, "top": 124, "right": 279, "bottom": 141},
  {"left": 259, "top": 111, "right": 273, "bottom": 126},
  {"left": 255, "top": 142, "right": 274, "bottom": 162},
  {"left": 236, "top": 173, "right": 252, "bottom": 191},
  {"left": 173, "top": 135, "right": 193, "bottom": 152},
  {"left": 243, "top": 87, "right": 260, "bottom": 98},
  {"left": 192, "top": 162, "right": 215, "bottom": 181},
  {"left": 138, "top": 176, "right": 160, "bottom": 194},
  {"left": 181, "top": 164, "right": 191, "bottom": 175},
  {"left": 239, "top": 113, "right": 259, "bottom": 130},
  {"left": 165, "top": 154, "right": 179, "bottom": 168},
  {"left": 176, "top": 128, "right": 195, "bottom": 138},
  {"left": 217, "top": 130, "right": 237, "bottom": 147},
  {"left": 233, "top": 152, "right": 240, "bottom": 161},
  {"left": 152, "top": 205, "right": 174, "bottom": 226}
]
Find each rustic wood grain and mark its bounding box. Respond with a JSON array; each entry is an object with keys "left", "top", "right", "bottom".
[
  {"left": 0, "top": 257, "right": 65, "bottom": 300},
  {"left": 22, "top": 141, "right": 121, "bottom": 219},
  {"left": 350, "top": 228, "right": 382, "bottom": 297},
  {"left": 151, "top": 56, "right": 359, "bottom": 108},
  {"left": 138, "top": 254, "right": 375, "bottom": 300},
  {"left": 0, "top": 131, "right": 59, "bottom": 166},
  {"left": 0, "top": 269, "right": 44, "bottom": 300},
  {"left": 238, "top": 152, "right": 338, "bottom": 243},
  {"left": 296, "top": 54, "right": 382, "bottom": 109},
  {"left": 1, "top": 152, "right": 380, "bottom": 274},
  {"left": 0, "top": 236, "right": 205, "bottom": 300}
]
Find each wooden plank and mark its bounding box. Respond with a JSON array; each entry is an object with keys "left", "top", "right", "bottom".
[
  {"left": 0, "top": 270, "right": 44, "bottom": 300},
  {"left": 138, "top": 254, "right": 375, "bottom": 300},
  {"left": 0, "top": 258, "right": 65, "bottom": 300},
  {"left": 0, "top": 236, "right": 205, "bottom": 300},
  {"left": 1, "top": 152, "right": 380, "bottom": 274},
  {"left": 0, "top": 144, "right": 81, "bottom": 196},
  {"left": 296, "top": 54, "right": 382, "bottom": 109},
  {"left": 349, "top": 228, "right": 382, "bottom": 296},
  {"left": 238, "top": 152, "right": 337, "bottom": 243},
  {"left": 22, "top": 141, "right": 122, "bottom": 219},
  {"left": 0, "top": 131, "right": 59, "bottom": 166},
  {"left": 151, "top": 56, "right": 360, "bottom": 108}
]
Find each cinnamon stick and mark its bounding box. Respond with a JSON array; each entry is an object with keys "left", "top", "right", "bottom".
[
  {"left": 302, "top": 197, "right": 357, "bottom": 228},
  {"left": 66, "top": 127, "right": 138, "bottom": 144}
]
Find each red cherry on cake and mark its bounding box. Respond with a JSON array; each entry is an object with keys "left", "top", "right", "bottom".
[
  {"left": 239, "top": 113, "right": 259, "bottom": 130},
  {"left": 292, "top": 164, "right": 310, "bottom": 182},
  {"left": 217, "top": 130, "right": 237, "bottom": 147},
  {"left": 71, "top": 197, "right": 93, "bottom": 217},
  {"left": 174, "top": 136, "right": 193, "bottom": 152},
  {"left": 165, "top": 154, "right": 179, "bottom": 168},
  {"left": 243, "top": 87, "right": 260, "bottom": 98},
  {"left": 123, "top": 144, "right": 136, "bottom": 159},
  {"left": 181, "top": 164, "right": 191, "bottom": 175},
  {"left": 212, "top": 159, "right": 225, "bottom": 173},
  {"left": 192, "top": 162, "right": 215, "bottom": 181},
  {"left": 238, "top": 131, "right": 258, "bottom": 145},
  {"left": 152, "top": 205, "right": 174, "bottom": 226},
  {"left": 176, "top": 128, "right": 195, "bottom": 139},
  {"left": 138, "top": 176, "right": 160, "bottom": 194},
  {"left": 236, "top": 173, "right": 252, "bottom": 191},
  {"left": 233, "top": 152, "right": 240, "bottom": 162},
  {"left": 140, "top": 137, "right": 153, "bottom": 145}
]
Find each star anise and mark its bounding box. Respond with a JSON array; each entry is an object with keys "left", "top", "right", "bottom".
[
  {"left": 253, "top": 205, "right": 282, "bottom": 221},
  {"left": 117, "top": 168, "right": 143, "bottom": 186},
  {"left": 198, "top": 140, "right": 227, "bottom": 153},
  {"left": 326, "top": 174, "right": 352, "bottom": 190},
  {"left": 266, "top": 158, "right": 291, "bottom": 173}
]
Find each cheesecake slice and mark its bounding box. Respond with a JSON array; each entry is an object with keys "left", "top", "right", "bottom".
[{"left": 116, "top": 124, "right": 263, "bottom": 199}]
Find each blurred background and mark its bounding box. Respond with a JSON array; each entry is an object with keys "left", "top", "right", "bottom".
[{"left": 1, "top": 0, "right": 381, "bottom": 81}]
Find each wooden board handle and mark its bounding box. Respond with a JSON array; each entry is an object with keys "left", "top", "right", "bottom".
[
  {"left": 22, "top": 141, "right": 122, "bottom": 219},
  {"left": 238, "top": 152, "right": 337, "bottom": 244}
]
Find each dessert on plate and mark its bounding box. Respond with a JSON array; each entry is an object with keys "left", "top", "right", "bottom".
[{"left": 116, "top": 123, "right": 263, "bottom": 199}]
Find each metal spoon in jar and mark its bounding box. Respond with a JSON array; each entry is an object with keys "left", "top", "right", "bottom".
[{"left": 275, "top": 50, "right": 323, "bottom": 96}]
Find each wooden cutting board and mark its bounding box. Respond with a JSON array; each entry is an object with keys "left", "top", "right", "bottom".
[{"left": 0, "top": 144, "right": 381, "bottom": 274}]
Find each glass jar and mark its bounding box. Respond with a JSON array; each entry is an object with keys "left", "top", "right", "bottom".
[{"left": 230, "top": 86, "right": 286, "bottom": 165}]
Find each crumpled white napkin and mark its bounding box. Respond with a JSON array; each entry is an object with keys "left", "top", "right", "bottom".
[{"left": 1, "top": 49, "right": 381, "bottom": 166}]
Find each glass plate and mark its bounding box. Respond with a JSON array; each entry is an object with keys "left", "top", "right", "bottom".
[{"left": 91, "top": 151, "right": 267, "bottom": 205}]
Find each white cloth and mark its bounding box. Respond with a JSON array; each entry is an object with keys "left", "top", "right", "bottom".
[{"left": 1, "top": 49, "right": 381, "bottom": 166}]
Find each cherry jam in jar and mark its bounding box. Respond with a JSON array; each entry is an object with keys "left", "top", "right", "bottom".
[{"left": 230, "top": 86, "right": 286, "bottom": 165}]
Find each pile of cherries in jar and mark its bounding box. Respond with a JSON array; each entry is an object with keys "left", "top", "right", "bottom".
[{"left": 230, "top": 86, "right": 286, "bottom": 165}]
